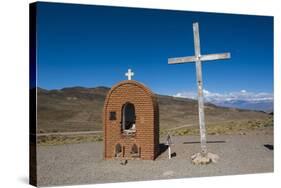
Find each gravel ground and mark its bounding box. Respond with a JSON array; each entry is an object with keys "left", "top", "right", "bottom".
[{"left": 37, "top": 129, "right": 273, "bottom": 186}]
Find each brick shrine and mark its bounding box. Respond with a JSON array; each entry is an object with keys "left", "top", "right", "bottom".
[{"left": 103, "top": 80, "right": 159, "bottom": 160}]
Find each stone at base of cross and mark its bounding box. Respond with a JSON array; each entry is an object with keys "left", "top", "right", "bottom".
[{"left": 191, "top": 152, "right": 219, "bottom": 165}]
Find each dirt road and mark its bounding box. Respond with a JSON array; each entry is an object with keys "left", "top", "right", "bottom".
[{"left": 37, "top": 129, "right": 273, "bottom": 186}]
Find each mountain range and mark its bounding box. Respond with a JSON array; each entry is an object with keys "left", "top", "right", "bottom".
[
  {"left": 174, "top": 89, "right": 273, "bottom": 112},
  {"left": 213, "top": 99, "right": 273, "bottom": 112}
]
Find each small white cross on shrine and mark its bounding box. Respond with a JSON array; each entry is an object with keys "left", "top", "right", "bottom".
[
  {"left": 125, "top": 69, "right": 134, "bottom": 80},
  {"left": 168, "top": 22, "right": 231, "bottom": 163}
]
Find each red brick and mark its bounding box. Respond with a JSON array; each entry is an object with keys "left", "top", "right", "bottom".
[{"left": 103, "top": 80, "right": 159, "bottom": 160}]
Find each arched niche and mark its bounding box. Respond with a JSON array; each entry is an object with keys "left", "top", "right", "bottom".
[{"left": 121, "top": 102, "right": 136, "bottom": 133}]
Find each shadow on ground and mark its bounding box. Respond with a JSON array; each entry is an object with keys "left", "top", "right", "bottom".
[
  {"left": 159, "top": 143, "right": 168, "bottom": 155},
  {"left": 183, "top": 140, "right": 226, "bottom": 144}
]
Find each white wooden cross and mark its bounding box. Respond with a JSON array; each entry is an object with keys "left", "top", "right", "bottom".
[
  {"left": 125, "top": 69, "right": 134, "bottom": 80},
  {"left": 168, "top": 22, "right": 231, "bottom": 155}
]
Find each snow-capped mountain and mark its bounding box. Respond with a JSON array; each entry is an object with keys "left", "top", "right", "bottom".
[{"left": 174, "top": 89, "right": 273, "bottom": 112}]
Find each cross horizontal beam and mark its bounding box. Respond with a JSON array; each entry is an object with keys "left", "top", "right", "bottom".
[{"left": 168, "top": 52, "right": 231, "bottom": 65}]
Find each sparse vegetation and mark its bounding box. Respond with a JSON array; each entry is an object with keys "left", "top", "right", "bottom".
[
  {"left": 38, "top": 117, "right": 273, "bottom": 145},
  {"left": 160, "top": 116, "right": 273, "bottom": 137},
  {"left": 38, "top": 134, "right": 103, "bottom": 146}
]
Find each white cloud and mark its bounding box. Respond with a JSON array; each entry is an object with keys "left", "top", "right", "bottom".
[{"left": 173, "top": 89, "right": 273, "bottom": 104}]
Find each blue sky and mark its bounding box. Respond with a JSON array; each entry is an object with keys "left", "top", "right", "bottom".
[{"left": 36, "top": 2, "right": 273, "bottom": 97}]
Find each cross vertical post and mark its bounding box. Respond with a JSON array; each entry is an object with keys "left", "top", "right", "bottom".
[{"left": 193, "top": 22, "right": 207, "bottom": 155}]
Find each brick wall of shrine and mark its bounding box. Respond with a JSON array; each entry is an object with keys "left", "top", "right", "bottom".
[{"left": 103, "top": 80, "right": 159, "bottom": 160}]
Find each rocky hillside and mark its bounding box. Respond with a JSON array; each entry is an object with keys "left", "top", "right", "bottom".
[{"left": 37, "top": 86, "right": 270, "bottom": 133}]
